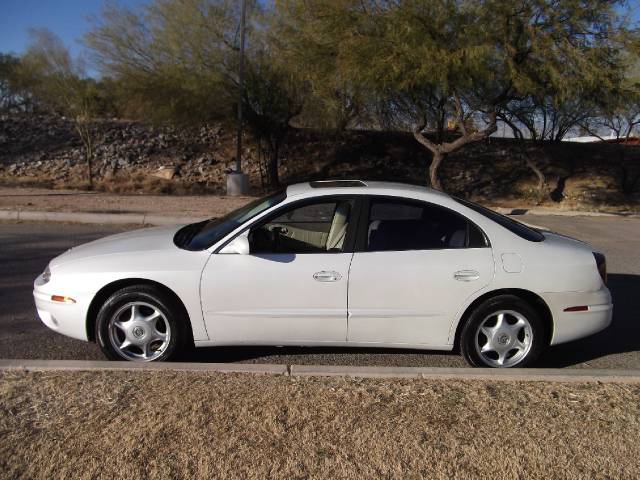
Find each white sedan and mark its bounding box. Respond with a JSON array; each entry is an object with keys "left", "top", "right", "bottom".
[{"left": 34, "top": 180, "right": 612, "bottom": 367}]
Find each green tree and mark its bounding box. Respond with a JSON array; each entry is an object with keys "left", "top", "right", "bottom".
[
  {"left": 578, "top": 52, "right": 640, "bottom": 194},
  {"left": 17, "top": 29, "right": 102, "bottom": 188},
  {"left": 85, "top": 0, "right": 237, "bottom": 125},
  {"left": 86, "top": 0, "right": 306, "bottom": 187},
  {"left": 499, "top": 94, "right": 598, "bottom": 142},
  {"left": 277, "top": 0, "right": 633, "bottom": 190},
  {"left": 243, "top": 50, "right": 304, "bottom": 187},
  {"left": 579, "top": 62, "right": 640, "bottom": 142},
  {"left": 0, "top": 53, "right": 24, "bottom": 112}
]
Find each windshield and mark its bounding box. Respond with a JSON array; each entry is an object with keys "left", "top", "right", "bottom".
[
  {"left": 174, "top": 190, "right": 286, "bottom": 251},
  {"left": 453, "top": 197, "right": 545, "bottom": 242}
]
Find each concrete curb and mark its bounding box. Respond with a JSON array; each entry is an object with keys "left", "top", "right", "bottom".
[
  {"left": 0, "top": 209, "right": 204, "bottom": 226},
  {"left": 0, "top": 359, "right": 288, "bottom": 375},
  {"left": 493, "top": 207, "right": 638, "bottom": 218},
  {"left": 3, "top": 359, "right": 640, "bottom": 383}
]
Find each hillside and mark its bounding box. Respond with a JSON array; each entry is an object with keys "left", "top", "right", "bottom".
[{"left": 1, "top": 114, "right": 638, "bottom": 212}]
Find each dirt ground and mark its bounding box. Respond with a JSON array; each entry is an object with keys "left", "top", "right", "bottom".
[
  {"left": 0, "top": 187, "right": 250, "bottom": 218},
  {"left": 1, "top": 370, "right": 639, "bottom": 479}
]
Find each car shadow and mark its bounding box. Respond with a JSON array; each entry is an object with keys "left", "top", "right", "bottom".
[
  {"left": 181, "top": 273, "right": 639, "bottom": 367},
  {"left": 180, "top": 343, "right": 460, "bottom": 365}
]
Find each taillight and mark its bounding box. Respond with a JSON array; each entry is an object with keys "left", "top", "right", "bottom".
[{"left": 593, "top": 252, "right": 607, "bottom": 284}]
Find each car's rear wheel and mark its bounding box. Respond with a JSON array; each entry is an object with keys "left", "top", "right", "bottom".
[
  {"left": 96, "top": 285, "right": 187, "bottom": 362},
  {"left": 460, "top": 295, "right": 545, "bottom": 368}
]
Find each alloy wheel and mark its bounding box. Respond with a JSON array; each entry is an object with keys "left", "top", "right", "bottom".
[
  {"left": 107, "top": 301, "right": 171, "bottom": 361},
  {"left": 473, "top": 309, "right": 533, "bottom": 367}
]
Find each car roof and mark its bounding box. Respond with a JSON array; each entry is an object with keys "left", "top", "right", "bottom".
[{"left": 286, "top": 180, "right": 450, "bottom": 201}]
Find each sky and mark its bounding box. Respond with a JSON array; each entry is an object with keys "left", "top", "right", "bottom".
[
  {"left": 0, "top": 0, "right": 149, "bottom": 59},
  {"left": 1, "top": 0, "right": 639, "bottom": 62}
]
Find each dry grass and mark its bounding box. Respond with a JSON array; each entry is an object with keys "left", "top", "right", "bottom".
[
  {"left": 0, "top": 171, "right": 221, "bottom": 195},
  {"left": 1, "top": 370, "right": 639, "bottom": 479},
  {"left": 93, "top": 172, "right": 217, "bottom": 195}
]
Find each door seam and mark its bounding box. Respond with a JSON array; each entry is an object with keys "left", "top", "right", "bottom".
[{"left": 345, "top": 252, "right": 355, "bottom": 341}]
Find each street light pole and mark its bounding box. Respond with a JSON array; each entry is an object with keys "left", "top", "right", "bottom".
[
  {"left": 227, "top": 0, "right": 249, "bottom": 195},
  {"left": 235, "top": 0, "right": 246, "bottom": 174}
]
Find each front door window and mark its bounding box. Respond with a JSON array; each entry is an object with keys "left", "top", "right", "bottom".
[{"left": 250, "top": 199, "right": 354, "bottom": 254}]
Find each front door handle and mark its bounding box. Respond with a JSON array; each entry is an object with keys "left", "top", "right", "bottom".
[
  {"left": 454, "top": 270, "right": 480, "bottom": 282},
  {"left": 313, "top": 271, "right": 342, "bottom": 282}
]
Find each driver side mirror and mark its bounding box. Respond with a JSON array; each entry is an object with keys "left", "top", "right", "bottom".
[{"left": 219, "top": 232, "right": 250, "bottom": 255}]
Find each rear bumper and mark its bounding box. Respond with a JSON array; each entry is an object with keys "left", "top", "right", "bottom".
[{"left": 542, "top": 288, "right": 613, "bottom": 345}]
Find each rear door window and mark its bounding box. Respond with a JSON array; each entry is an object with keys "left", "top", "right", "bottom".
[{"left": 366, "top": 198, "right": 488, "bottom": 251}]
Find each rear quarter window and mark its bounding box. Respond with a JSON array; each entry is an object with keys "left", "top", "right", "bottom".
[{"left": 453, "top": 197, "right": 545, "bottom": 242}]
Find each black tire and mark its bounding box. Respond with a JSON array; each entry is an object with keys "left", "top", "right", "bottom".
[
  {"left": 95, "top": 285, "right": 189, "bottom": 362},
  {"left": 460, "top": 294, "right": 546, "bottom": 368}
]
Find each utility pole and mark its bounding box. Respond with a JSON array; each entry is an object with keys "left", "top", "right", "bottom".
[
  {"left": 235, "top": 0, "right": 246, "bottom": 174},
  {"left": 227, "top": 0, "right": 249, "bottom": 195}
]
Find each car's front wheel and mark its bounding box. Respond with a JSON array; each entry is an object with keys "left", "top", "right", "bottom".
[
  {"left": 460, "top": 295, "right": 546, "bottom": 368},
  {"left": 96, "top": 285, "right": 187, "bottom": 362}
]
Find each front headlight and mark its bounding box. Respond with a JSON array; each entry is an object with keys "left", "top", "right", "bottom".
[{"left": 42, "top": 265, "right": 51, "bottom": 284}]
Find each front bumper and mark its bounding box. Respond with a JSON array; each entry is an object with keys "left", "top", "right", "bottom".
[
  {"left": 33, "top": 274, "right": 90, "bottom": 341},
  {"left": 543, "top": 287, "right": 613, "bottom": 345}
]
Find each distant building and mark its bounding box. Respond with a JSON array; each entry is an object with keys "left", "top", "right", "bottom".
[
  {"left": 563, "top": 135, "right": 604, "bottom": 143},
  {"left": 563, "top": 132, "right": 640, "bottom": 144}
]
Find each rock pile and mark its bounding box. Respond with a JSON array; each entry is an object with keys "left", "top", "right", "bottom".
[
  {"left": 1, "top": 113, "right": 638, "bottom": 210},
  {"left": 0, "top": 114, "right": 262, "bottom": 190}
]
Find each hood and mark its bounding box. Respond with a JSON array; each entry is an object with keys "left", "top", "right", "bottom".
[{"left": 50, "top": 225, "right": 183, "bottom": 268}]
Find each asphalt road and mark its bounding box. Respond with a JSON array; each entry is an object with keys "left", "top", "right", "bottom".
[{"left": 1, "top": 216, "right": 638, "bottom": 368}]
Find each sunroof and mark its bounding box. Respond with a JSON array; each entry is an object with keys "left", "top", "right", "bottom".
[{"left": 309, "top": 180, "right": 367, "bottom": 188}]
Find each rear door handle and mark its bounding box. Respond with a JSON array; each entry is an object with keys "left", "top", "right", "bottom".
[
  {"left": 313, "top": 271, "right": 342, "bottom": 282},
  {"left": 454, "top": 270, "right": 480, "bottom": 282}
]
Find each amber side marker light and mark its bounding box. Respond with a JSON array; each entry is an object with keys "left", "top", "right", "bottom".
[
  {"left": 564, "top": 305, "right": 589, "bottom": 312},
  {"left": 51, "top": 295, "right": 76, "bottom": 304}
]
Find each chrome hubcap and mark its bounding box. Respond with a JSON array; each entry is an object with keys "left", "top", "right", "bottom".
[
  {"left": 108, "top": 302, "right": 171, "bottom": 362},
  {"left": 474, "top": 310, "right": 533, "bottom": 367}
]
